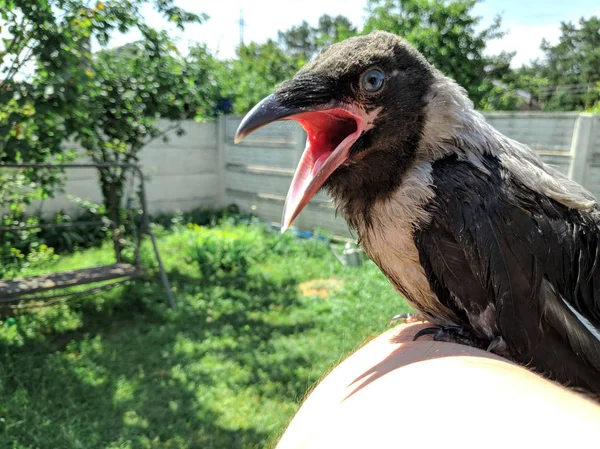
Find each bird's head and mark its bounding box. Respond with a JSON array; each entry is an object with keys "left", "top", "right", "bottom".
[{"left": 235, "top": 31, "right": 440, "bottom": 231}]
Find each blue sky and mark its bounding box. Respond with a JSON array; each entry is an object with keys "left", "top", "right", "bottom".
[{"left": 111, "top": 0, "right": 600, "bottom": 67}]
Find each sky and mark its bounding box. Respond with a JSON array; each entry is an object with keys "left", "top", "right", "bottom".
[{"left": 109, "top": 0, "right": 600, "bottom": 67}]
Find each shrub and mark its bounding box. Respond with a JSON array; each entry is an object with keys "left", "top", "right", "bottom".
[
  {"left": 150, "top": 204, "right": 251, "bottom": 230},
  {"left": 37, "top": 198, "right": 109, "bottom": 253},
  {"left": 187, "top": 228, "right": 255, "bottom": 282},
  {"left": 0, "top": 198, "right": 108, "bottom": 278}
]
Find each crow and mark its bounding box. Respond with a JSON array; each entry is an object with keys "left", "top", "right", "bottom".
[{"left": 234, "top": 31, "right": 600, "bottom": 394}]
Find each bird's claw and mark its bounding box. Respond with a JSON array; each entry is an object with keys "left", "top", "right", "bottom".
[
  {"left": 412, "top": 327, "right": 441, "bottom": 340},
  {"left": 486, "top": 336, "right": 507, "bottom": 354},
  {"left": 412, "top": 325, "right": 487, "bottom": 348},
  {"left": 390, "top": 312, "right": 426, "bottom": 324}
]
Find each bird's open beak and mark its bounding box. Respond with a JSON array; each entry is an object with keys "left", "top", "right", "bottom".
[{"left": 235, "top": 94, "right": 366, "bottom": 232}]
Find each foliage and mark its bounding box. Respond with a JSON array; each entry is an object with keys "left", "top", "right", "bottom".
[
  {"left": 533, "top": 16, "right": 600, "bottom": 111},
  {"left": 219, "top": 14, "right": 359, "bottom": 115},
  {"left": 481, "top": 16, "right": 600, "bottom": 112},
  {"left": 364, "top": 0, "right": 507, "bottom": 107},
  {"left": 587, "top": 90, "right": 600, "bottom": 113},
  {"left": 478, "top": 73, "right": 552, "bottom": 111},
  {"left": 277, "top": 21, "right": 314, "bottom": 62},
  {"left": 277, "top": 14, "right": 358, "bottom": 62},
  {"left": 0, "top": 235, "right": 58, "bottom": 279},
  {"left": 0, "top": 196, "right": 108, "bottom": 278},
  {"left": 78, "top": 30, "right": 211, "bottom": 260},
  {"left": 0, "top": 222, "right": 409, "bottom": 448},
  {"left": 37, "top": 198, "right": 109, "bottom": 253},
  {"left": 185, "top": 44, "right": 226, "bottom": 117},
  {"left": 0, "top": 0, "right": 204, "bottom": 186},
  {"left": 150, "top": 204, "right": 247, "bottom": 230},
  {"left": 188, "top": 227, "right": 257, "bottom": 281},
  {"left": 0, "top": 0, "right": 204, "bottom": 263},
  {"left": 217, "top": 40, "right": 301, "bottom": 114}
]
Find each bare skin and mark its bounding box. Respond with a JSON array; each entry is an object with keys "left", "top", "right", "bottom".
[{"left": 276, "top": 322, "right": 600, "bottom": 449}]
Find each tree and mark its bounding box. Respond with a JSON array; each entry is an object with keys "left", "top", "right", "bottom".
[
  {"left": 217, "top": 40, "right": 300, "bottom": 114},
  {"left": 71, "top": 35, "right": 225, "bottom": 260},
  {"left": 278, "top": 14, "right": 358, "bottom": 62},
  {"left": 535, "top": 16, "right": 600, "bottom": 111},
  {"left": 186, "top": 44, "right": 224, "bottom": 117},
  {"left": 313, "top": 14, "right": 358, "bottom": 50},
  {"left": 277, "top": 21, "right": 315, "bottom": 62},
  {"left": 75, "top": 35, "right": 196, "bottom": 259},
  {"left": 478, "top": 74, "right": 550, "bottom": 111},
  {"left": 363, "top": 0, "right": 507, "bottom": 106},
  {"left": 0, "top": 0, "right": 203, "bottom": 168},
  {"left": 0, "top": 0, "right": 204, "bottom": 263}
]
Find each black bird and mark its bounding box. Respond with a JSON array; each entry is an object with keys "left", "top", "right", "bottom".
[{"left": 235, "top": 31, "right": 600, "bottom": 394}]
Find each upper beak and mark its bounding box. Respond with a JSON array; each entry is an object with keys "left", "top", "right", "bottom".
[
  {"left": 234, "top": 92, "right": 365, "bottom": 232},
  {"left": 234, "top": 94, "right": 302, "bottom": 144}
]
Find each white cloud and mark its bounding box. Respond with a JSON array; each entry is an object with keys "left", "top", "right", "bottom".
[
  {"left": 483, "top": 5, "right": 600, "bottom": 67},
  {"left": 115, "top": 0, "right": 367, "bottom": 59},
  {"left": 485, "top": 23, "right": 561, "bottom": 67}
]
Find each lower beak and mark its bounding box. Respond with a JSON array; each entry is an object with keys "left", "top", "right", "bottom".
[{"left": 235, "top": 94, "right": 365, "bottom": 232}]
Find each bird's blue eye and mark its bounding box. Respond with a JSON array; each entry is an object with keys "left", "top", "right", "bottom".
[{"left": 361, "top": 69, "right": 385, "bottom": 93}]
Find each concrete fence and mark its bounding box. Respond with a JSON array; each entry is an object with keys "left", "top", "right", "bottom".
[
  {"left": 19, "top": 112, "right": 600, "bottom": 237},
  {"left": 24, "top": 120, "right": 220, "bottom": 217}
]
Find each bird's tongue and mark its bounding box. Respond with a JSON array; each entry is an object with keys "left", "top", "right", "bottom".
[
  {"left": 312, "top": 151, "right": 333, "bottom": 176},
  {"left": 281, "top": 109, "right": 361, "bottom": 231}
]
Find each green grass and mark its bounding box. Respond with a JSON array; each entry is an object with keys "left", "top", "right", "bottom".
[{"left": 0, "top": 221, "right": 410, "bottom": 449}]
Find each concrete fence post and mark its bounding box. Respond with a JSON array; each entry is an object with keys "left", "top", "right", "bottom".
[
  {"left": 568, "top": 114, "right": 595, "bottom": 185},
  {"left": 217, "top": 115, "right": 227, "bottom": 207}
]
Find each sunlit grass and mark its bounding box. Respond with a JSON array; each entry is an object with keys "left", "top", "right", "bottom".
[{"left": 0, "top": 221, "right": 409, "bottom": 449}]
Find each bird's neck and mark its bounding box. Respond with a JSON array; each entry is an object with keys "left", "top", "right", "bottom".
[{"left": 326, "top": 143, "right": 421, "bottom": 230}]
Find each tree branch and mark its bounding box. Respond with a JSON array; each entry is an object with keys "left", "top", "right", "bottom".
[
  {"left": 145, "top": 109, "right": 194, "bottom": 146},
  {"left": 4, "top": 43, "right": 35, "bottom": 84},
  {"left": 1, "top": 17, "right": 32, "bottom": 85}
]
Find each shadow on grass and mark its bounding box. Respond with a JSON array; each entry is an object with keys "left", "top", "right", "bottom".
[
  {"left": 165, "top": 269, "right": 317, "bottom": 401},
  {"left": 0, "top": 263, "right": 316, "bottom": 448}
]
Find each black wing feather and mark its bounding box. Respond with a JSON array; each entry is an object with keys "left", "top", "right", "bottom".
[{"left": 415, "top": 155, "right": 600, "bottom": 392}]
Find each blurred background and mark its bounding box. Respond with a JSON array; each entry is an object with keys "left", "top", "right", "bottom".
[{"left": 0, "top": 1, "right": 599, "bottom": 448}]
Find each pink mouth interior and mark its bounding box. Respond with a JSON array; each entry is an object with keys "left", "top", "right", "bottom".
[
  {"left": 281, "top": 107, "right": 363, "bottom": 231},
  {"left": 294, "top": 109, "right": 358, "bottom": 177}
]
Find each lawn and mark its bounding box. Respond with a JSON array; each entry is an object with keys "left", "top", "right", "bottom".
[{"left": 0, "top": 219, "right": 410, "bottom": 449}]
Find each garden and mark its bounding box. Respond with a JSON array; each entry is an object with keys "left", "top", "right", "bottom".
[
  {"left": 0, "top": 210, "right": 409, "bottom": 448},
  {"left": 2, "top": 1, "right": 598, "bottom": 448}
]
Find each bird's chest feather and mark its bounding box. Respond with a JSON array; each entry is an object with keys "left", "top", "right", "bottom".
[{"left": 351, "top": 161, "right": 458, "bottom": 325}]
